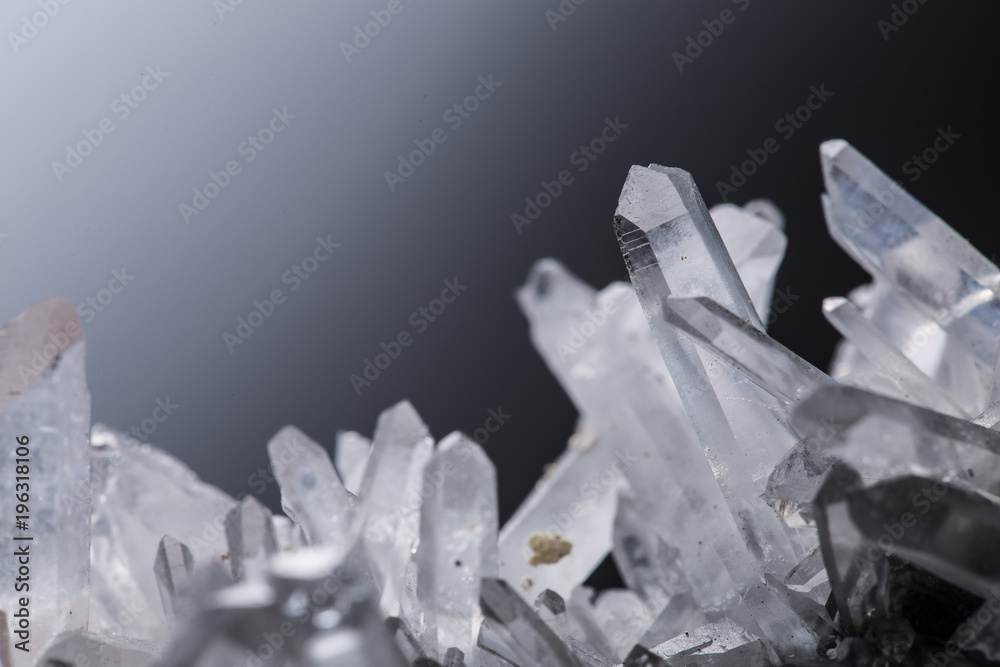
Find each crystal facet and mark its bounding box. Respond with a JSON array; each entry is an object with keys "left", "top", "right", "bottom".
[{"left": 5, "top": 140, "right": 1000, "bottom": 666}]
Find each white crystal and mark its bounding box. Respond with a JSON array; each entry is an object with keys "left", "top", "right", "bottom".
[{"left": 0, "top": 299, "right": 90, "bottom": 664}]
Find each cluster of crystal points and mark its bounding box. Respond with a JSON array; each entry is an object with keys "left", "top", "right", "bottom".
[{"left": 2, "top": 140, "right": 1000, "bottom": 666}]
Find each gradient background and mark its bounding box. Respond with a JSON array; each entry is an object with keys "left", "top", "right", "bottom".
[{"left": 1, "top": 1, "right": 997, "bottom": 588}]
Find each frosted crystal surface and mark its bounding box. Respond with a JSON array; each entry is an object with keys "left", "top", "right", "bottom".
[
  {"left": 4, "top": 141, "right": 1000, "bottom": 666},
  {"left": 0, "top": 298, "right": 89, "bottom": 666}
]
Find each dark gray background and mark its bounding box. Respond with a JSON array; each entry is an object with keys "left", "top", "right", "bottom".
[{"left": 1, "top": 0, "right": 996, "bottom": 542}]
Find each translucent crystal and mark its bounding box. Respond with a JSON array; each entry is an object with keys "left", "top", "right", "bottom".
[
  {"left": 268, "top": 425, "right": 354, "bottom": 547},
  {"left": 591, "top": 589, "right": 653, "bottom": 659},
  {"left": 416, "top": 432, "right": 499, "bottom": 660},
  {"left": 709, "top": 200, "right": 787, "bottom": 324},
  {"left": 478, "top": 577, "right": 581, "bottom": 665},
  {"left": 87, "top": 425, "right": 235, "bottom": 644},
  {"left": 354, "top": 401, "right": 435, "bottom": 619},
  {"left": 627, "top": 619, "right": 767, "bottom": 666},
  {"left": 517, "top": 261, "right": 753, "bottom": 614},
  {"left": 153, "top": 535, "right": 195, "bottom": 619},
  {"left": 611, "top": 491, "right": 689, "bottom": 612},
  {"left": 0, "top": 298, "right": 90, "bottom": 665},
  {"left": 335, "top": 430, "right": 371, "bottom": 496},
  {"left": 498, "top": 421, "right": 624, "bottom": 603},
  {"left": 823, "top": 295, "right": 968, "bottom": 417},
  {"left": 225, "top": 495, "right": 278, "bottom": 581},
  {"left": 614, "top": 166, "right": 804, "bottom": 586},
  {"left": 792, "top": 385, "right": 1000, "bottom": 495},
  {"left": 7, "top": 139, "right": 1000, "bottom": 665},
  {"left": 821, "top": 139, "right": 1000, "bottom": 415},
  {"left": 662, "top": 295, "right": 833, "bottom": 405}
]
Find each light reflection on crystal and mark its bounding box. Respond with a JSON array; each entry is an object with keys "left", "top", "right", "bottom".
[{"left": 2, "top": 141, "right": 999, "bottom": 666}]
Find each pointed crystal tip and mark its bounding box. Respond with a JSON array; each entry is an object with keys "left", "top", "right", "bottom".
[
  {"left": 615, "top": 164, "right": 697, "bottom": 234},
  {"left": 821, "top": 296, "right": 849, "bottom": 313},
  {"left": 820, "top": 138, "right": 849, "bottom": 161},
  {"left": 0, "top": 296, "right": 84, "bottom": 412}
]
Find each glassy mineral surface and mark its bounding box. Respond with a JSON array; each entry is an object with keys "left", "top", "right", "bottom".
[{"left": 2, "top": 141, "right": 998, "bottom": 666}]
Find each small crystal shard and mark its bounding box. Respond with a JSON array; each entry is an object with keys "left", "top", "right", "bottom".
[
  {"left": 225, "top": 495, "right": 278, "bottom": 581},
  {"left": 154, "top": 535, "right": 196, "bottom": 619},
  {"left": 478, "top": 578, "right": 582, "bottom": 666}
]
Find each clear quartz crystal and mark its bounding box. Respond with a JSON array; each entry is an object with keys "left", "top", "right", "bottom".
[
  {"left": 87, "top": 425, "right": 235, "bottom": 644},
  {"left": 225, "top": 495, "right": 278, "bottom": 581},
  {"left": 709, "top": 201, "right": 787, "bottom": 324},
  {"left": 335, "top": 430, "right": 371, "bottom": 496},
  {"left": 268, "top": 425, "right": 355, "bottom": 547},
  {"left": 0, "top": 299, "right": 90, "bottom": 666},
  {"left": 153, "top": 535, "right": 195, "bottom": 619},
  {"left": 416, "top": 432, "right": 499, "bottom": 660},
  {"left": 614, "top": 167, "right": 812, "bottom": 614},
  {"left": 821, "top": 139, "right": 1000, "bottom": 416},
  {"left": 822, "top": 296, "right": 969, "bottom": 417},
  {"left": 7, "top": 141, "right": 1000, "bottom": 666},
  {"left": 354, "top": 401, "right": 435, "bottom": 619},
  {"left": 630, "top": 619, "right": 767, "bottom": 666}
]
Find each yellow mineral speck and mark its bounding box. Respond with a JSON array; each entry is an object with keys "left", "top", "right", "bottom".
[
  {"left": 528, "top": 531, "right": 573, "bottom": 566},
  {"left": 221, "top": 552, "right": 230, "bottom": 561},
  {"left": 568, "top": 427, "right": 598, "bottom": 451}
]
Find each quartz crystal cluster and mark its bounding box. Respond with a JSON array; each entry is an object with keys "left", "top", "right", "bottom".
[{"left": 2, "top": 140, "right": 999, "bottom": 666}]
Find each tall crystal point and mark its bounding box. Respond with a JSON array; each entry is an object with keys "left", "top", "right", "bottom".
[
  {"left": 416, "top": 432, "right": 499, "bottom": 660},
  {"left": 614, "top": 166, "right": 801, "bottom": 580},
  {"left": 268, "top": 425, "right": 355, "bottom": 547},
  {"left": 821, "top": 139, "right": 1000, "bottom": 416},
  {"left": 354, "top": 401, "right": 435, "bottom": 619},
  {"left": 0, "top": 298, "right": 89, "bottom": 665}
]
